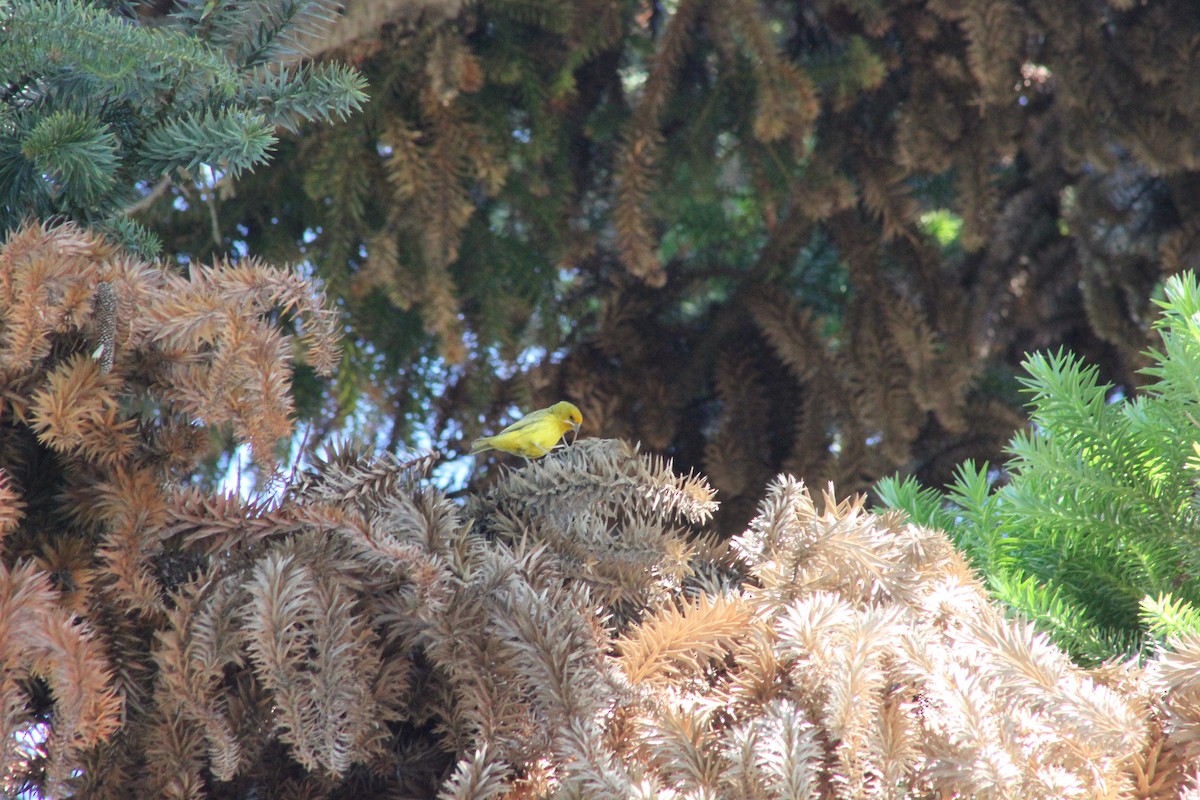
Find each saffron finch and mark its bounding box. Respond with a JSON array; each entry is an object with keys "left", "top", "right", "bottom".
[{"left": 469, "top": 401, "right": 583, "bottom": 459}]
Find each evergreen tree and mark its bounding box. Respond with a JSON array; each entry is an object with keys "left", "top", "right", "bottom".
[{"left": 8, "top": 2, "right": 1200, "bottom": 796}]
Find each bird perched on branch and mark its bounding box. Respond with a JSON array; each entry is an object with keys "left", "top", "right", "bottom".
[{"left": 469, "top": 401, "right": 583, "bottom": 459}]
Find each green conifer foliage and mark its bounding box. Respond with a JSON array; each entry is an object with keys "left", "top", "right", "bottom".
[
  {"left": 880, "top": 271, "right": 1200, "bottom": 663},
  {"left": 0, "top": 0, "right": 366, "bottom": 256}
]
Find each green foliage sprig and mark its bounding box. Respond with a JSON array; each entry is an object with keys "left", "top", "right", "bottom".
[
  {"left": 880, "top": 271, "right": 1200, "bottom": 662},
  {"left": 0, "top": 0, "right": 366, "bottom": 255}
]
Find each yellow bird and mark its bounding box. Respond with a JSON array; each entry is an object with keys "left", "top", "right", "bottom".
[{"left": 469, "top": 401, "right": 583, "bottom": 459}]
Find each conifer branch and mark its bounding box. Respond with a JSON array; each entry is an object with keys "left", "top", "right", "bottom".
[
  {"left": 612, "top": 0, "right": 702, "bottom": 287},
  {"left": 617, "top": 592, "right": 751, "bottom": 685}
]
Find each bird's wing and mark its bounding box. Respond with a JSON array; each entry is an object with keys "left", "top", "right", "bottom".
[{"left": 494, "top": 408, "right": 552, "bottom": 436}]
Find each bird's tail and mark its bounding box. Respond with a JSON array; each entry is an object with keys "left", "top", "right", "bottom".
[{"left": 468, "top": 437, "right": 493, "bottom": 455}]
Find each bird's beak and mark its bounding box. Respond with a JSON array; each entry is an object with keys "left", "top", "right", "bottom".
[{"left": 570, "top": 421, "right": 581, "bottom": 444}]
